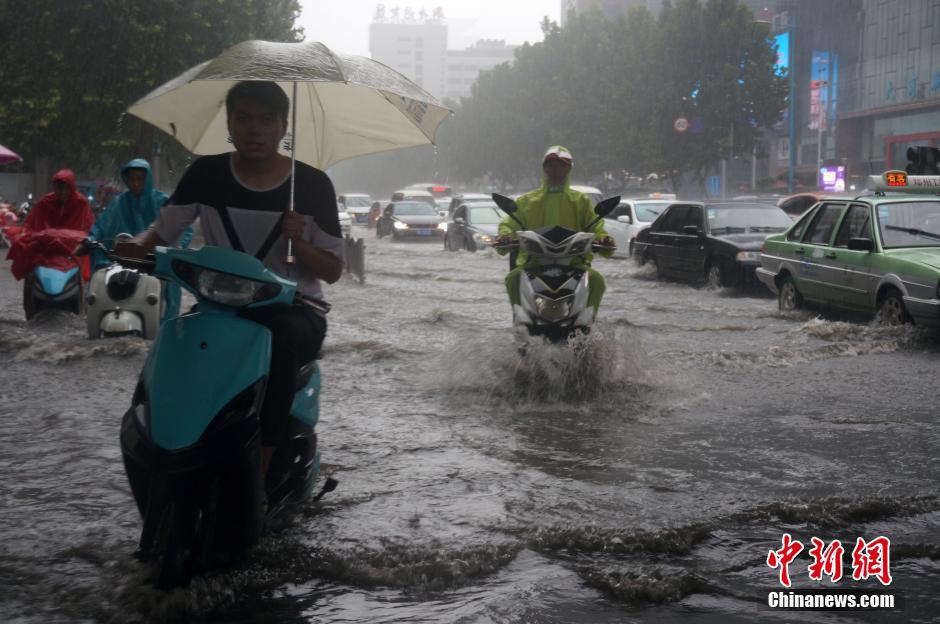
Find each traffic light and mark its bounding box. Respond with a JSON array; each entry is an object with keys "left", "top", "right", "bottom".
[{"left": 905, "top": 146, "right": 940, "bottom": 175}]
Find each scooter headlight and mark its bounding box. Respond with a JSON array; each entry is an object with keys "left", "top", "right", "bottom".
[
  {"left": 172, "top": 260, "right": 281, "bottom": 308},
  {"left": 534, "top": 295, "right": 573, "bottom": 322}
]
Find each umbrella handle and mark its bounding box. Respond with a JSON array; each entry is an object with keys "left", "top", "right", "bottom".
[{"left": 286, "top": 82, "right": 298, "bottom": 265}]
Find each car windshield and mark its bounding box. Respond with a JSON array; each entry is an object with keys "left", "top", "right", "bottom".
[
  {"left": 394, "top": 202, "right": 438, "bottom": 216},
  {"left": 878, "top": 201, "right": 940, "bottom": 248},
  {"left": 469, "top": 206, "right": 504, "bottom": 224},
  {"left": 344, "top": 196, "right": 371, "bottom": 207},
  {"left": 707, "top": 205, "right": 792, "bottom": 234},
  {"left": 634, "top": 201, "right": 672, "bottom": 221}
]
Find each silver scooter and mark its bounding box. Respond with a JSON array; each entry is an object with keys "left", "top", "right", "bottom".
[{"left": 491, "top": 194, "right": 619, "bottom": 342}]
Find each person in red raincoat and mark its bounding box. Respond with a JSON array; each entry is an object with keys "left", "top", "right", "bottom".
[{"left": 6, "top": 169, "right": 95, "bottom": 280}]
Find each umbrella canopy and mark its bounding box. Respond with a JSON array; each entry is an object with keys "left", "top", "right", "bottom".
[
  {"left": 127, "top": 40, "right": 452, "bottom": 170},
  {"left": 0, "top": 143, "right": 23, "bottom": 165}
]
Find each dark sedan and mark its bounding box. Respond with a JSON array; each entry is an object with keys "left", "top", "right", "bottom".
[
  {"left": 633, "top": 202, "right": 792, "bottom": 289},
  {"left": 376, "top": 201, "right": 446, "bottom": 240}
]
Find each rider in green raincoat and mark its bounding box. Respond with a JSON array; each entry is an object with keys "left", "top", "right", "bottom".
[
  {"left": 84, "top": 159, "right": 192, "bottom": 320},
  {"left": 495, "top": 146, "right": 614, "bottom": 316}
]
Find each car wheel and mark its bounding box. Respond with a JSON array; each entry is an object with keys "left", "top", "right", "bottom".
[
  {"left": 877, "top": 288, "right": 910, "bottom": 326},
  {"left": 704, "top": 261, "right": 724, "bottom": 290},
  {"left": 642, "top": 252, "right": 662, "bottom": 278},
  {"left": 778, "top": 275, "right": 803, "bottom": 312}
]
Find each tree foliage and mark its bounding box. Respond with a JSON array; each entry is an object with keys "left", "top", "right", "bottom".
[
  {"left": 0, "top": 0, "right": 302, "bottom": 174},
  {"left": 442, "top": 0, "right": 787, "bottom": 193}
]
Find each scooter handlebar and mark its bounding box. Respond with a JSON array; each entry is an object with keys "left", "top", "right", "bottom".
[{"left": 109, "top": 254, "right": 156, "bottom": 273}]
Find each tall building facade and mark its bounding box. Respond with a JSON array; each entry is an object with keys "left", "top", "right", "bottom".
[
  {"left": 445, "top": 40, "right": 516, "bottom": 101},
  {"left": 369, "top": 9, "right": 516, "bottom": 103},
  {"left": 369, "top": 11, "right": 448, "bottom": 99},
  {"left": 767, "top": 0, "right": 940, "bottom": 188}
]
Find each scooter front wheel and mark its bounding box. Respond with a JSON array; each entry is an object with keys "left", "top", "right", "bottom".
[{"left": 156, "top": 502, "right": 198, "bottom": 590}]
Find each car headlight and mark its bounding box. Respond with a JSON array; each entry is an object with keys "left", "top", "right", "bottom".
[
  {"left": 736, "top": 251, "right": 761, "bottom": 262},
  {"left": 474, "top": 233, "right": 492, "bottom": 242},
  {"left": 172, "top": 260, "right": 282, "bottom": 307},
  {"left": 534, "top": 295, "right": 572, "bottom": 322},
  {"left": 393, "top": 220, "right": 407, "bottom": 230},
  {"left": 437, "top": 222, "right": 447, "bottom": 230}
]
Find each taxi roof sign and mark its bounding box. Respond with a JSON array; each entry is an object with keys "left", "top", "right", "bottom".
[{"left": 868, "top": 170, "right": 940, "bottom": 193}]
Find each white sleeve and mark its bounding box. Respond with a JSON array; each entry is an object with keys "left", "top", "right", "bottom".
[
  {"left": 151, "top": 203, "right": 201, "bottom": 246},
  {"left": 307, "top": 215, "right": 345, "bottom": 265}
]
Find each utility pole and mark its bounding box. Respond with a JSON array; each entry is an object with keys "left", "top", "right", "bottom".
[{"left": 816, "top": 80, "right": 829, "bottom": 188}]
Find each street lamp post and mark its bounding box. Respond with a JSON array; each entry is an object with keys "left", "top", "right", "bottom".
[{"left": 721, "top": 121, "right": 734, "bottom": 199}]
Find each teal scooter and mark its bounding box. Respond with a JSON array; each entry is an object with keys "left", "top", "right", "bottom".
[{"left": 109, "top": 244, "right": 337, "bottom": 589}]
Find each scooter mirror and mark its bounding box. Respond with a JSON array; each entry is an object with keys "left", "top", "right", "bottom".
[
  {"left": 594, "top": 196, "right": 621, "bottom": 219},
  {"left": 491, "top": 193, "right": 518, "bottom": 215},
  {"left": 115, "top": 232, "right": 135, "bottom": 242}
]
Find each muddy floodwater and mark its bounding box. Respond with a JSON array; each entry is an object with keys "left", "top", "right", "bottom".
[{"left": 1, "top": 226, "right": 938, "bottom": 623}]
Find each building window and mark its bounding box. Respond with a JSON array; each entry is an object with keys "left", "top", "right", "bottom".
[
  {"left": 416, "top": 38, "right": 423, "bottom": 48},
  {"left": 415, "top": 51, "right": 424, "bottom": 61}
]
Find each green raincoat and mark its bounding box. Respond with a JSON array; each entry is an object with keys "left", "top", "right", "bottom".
[{"left": 497, "top": 166, "right": 611, "bottom": 314}]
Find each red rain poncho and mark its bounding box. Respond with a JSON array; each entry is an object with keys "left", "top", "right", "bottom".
[{"left": 6, "top": 170, "right": 95, "bottom": 280}]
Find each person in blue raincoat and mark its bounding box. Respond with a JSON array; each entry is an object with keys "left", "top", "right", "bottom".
[{"left": 77, "top": 159, "right": 192, "bottom": 320}]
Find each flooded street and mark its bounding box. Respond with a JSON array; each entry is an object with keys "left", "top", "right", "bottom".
[{"left": 1, "top": 226, "right": 939, "bottom": 623}]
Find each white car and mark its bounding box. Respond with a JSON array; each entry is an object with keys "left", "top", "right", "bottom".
[
  {"left": 603, "top": 199, "right": 674, "bottom": 258},
  {"left": 337, "top": 206, "right": 352, "bottom": 237},
  {"left": 338, "top": 193, "right": 372, "bottom": 224},
  {"left": 570, "top": 184, "right": 603, "bottom": 206}
]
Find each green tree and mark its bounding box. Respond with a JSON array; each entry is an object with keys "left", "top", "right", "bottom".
[
  {"left": 651, "top": 0, "right": 788, "bottom": 193},
  {"left": 0, "top": 0, "right": 302, "bottom": 175},
  {"left": 441, "top": 0, "right": 786, "bottom": 195}
]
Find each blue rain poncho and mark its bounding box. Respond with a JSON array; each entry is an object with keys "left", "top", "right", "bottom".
[{"left": 88, "top": 159, "right": 192, "bottom": 319}]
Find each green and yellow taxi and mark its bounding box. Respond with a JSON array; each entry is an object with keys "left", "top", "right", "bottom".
[{"left": 757, "top": 171, "right": 940, "bottom": 327}]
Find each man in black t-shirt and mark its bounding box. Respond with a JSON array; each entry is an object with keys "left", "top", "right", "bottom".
[{"left": 117, "top": 81, "right": 344, "bottom": 481}]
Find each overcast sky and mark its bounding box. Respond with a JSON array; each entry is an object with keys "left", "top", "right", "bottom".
[{"left": 298, "top": 1, "right": 561, "bottom": 56}]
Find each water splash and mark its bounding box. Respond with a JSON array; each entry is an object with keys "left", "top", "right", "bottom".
[{"left": 426, "top": 323, "right": 665, "bottom": 403}]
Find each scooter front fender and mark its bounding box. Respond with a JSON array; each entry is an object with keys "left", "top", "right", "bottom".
[
  {"left": 99, "top": 310, "right": 144, "bottom": 336},
  {"left": 143, "top": 311, "right": 271, "bottom": 451}
]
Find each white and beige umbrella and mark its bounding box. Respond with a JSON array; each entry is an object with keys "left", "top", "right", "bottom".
[{"left": 127, "top": 39, "right": 452, "bottom": 259}]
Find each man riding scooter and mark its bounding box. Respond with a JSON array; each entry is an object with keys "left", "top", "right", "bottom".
[
  {"left": 116, "top": 81, "right": 344, "bottom": 483},
  {"left": 74, "top": 158, "right": 192, "bottom": 321},
  {"left": 494, "top": 146, "right": 615, "bottom": 319},
  {"left": 6, "top": 170, "right": 96, "bottom": 318}
]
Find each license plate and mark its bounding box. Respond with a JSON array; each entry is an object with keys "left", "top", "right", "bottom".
[{"left": 416, "top": 229, "right": 432, "bottom": 235}]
